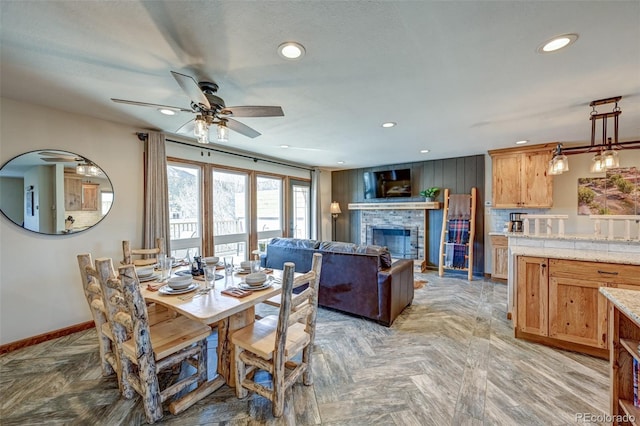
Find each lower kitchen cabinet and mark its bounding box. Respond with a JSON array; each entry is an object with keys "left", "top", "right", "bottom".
[
  {"left": 516, "top": 256, "right": 548, "bottom": 336},
  {"left": 490, "top": 235, "right": 508, "bottom": 280},
  {"left": 516, "top": 256, "right": 640, "bottom": 359}
]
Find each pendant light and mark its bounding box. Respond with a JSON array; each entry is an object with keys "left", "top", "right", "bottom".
[
  {"left": 548, "top": 144, "right": 569, "bottom": 175},
  {"left": 217, "top": 121, "right": 229, "bottom": 142}
]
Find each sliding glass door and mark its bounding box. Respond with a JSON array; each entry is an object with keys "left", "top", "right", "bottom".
[
  {"left": 167, "top": 158, "right": 310, "bottom": 262},
  {"left": 212, "top": 169, "right": 248, "bottom": 265},
  {"left": 167, "top": 162, "right": 202, "bottom": 260},
  {"left": 256, "top": 175, "right": 283, "bottom": 251},
  {"left": 290, "top": 179, "right": 310, "bottom": 239}
]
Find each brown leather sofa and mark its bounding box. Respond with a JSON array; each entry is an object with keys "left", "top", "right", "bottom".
[{"left": 261, "top": 238, "right": 414, "bottom": 326}]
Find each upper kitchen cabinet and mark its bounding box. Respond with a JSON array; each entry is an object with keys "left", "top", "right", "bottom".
[{"left": 489, "top": 143, "right": 554, "bottom": 208}]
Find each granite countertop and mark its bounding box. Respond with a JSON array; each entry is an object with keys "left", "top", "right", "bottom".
[
  {"left": 508, "top": 246, "right": 640, "bottom": 265},
  {"left": 600, "top": 287, "right": 640, "bottom": 326},
  {"left": 507, "top": 233, "right": 640, "bottom": 244}
]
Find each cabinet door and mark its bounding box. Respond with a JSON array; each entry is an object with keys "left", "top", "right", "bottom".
[
  {"left": 64, "top": 177, "right": 82, "bottom": 210},
  {"left": 82, "top": 184, "right": 99, "bottom": 211},
  {"left": 521, "top": 151, "right": 553, "bottom": 208},
  {"left": 516, "top": 256, "right": 548, "bottom": 336},
  {"left": 492, "top": 153, "right": 521, "bottom": 208},
  {"left": 490, "top": 235, "right": 508, "bottom": 280},
  {"left": 548, "top": 276, "right": 608, "bottom": 349}
]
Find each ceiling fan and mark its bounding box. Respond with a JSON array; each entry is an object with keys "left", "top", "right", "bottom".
[{"left": 112, "top": 71, "right": 284, "bottom": 143}]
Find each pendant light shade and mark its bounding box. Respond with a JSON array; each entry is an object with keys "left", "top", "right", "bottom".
[
  {"left": 590, "top": 153, "right": 604, "bottom": 173},
  {"left": 217, "top": 122, "right": 229, "bottom": 142}
]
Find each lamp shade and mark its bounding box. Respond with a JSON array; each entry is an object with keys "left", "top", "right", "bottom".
[{"left": 330, "top": 202, "right": 341, "bottom": 215}]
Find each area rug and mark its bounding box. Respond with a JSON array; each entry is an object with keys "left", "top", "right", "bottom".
[{"left": 413, "top": 279, "right": 428, "bottom": 289}]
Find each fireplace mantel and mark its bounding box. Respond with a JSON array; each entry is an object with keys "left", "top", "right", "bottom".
[{"left": 348, "top": 202, "right": 441, "bottom": 210}]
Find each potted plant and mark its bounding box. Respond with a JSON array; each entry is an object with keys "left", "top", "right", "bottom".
[{"left": 420, "top": 187, "right": 440, "bottom": 202}]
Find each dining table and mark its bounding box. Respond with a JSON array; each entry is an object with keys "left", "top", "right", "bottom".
[{"left": 141, "top": 265, "right": 287, "bottom": 413}]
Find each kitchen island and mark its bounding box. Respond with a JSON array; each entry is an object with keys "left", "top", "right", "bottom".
[{"left": 507, "top": 233, "right": 640, "bottom": 358}]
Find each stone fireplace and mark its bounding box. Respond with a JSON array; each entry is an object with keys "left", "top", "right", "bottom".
[{"left": 360, "top": 208, "right": 425, "bottom": 260}]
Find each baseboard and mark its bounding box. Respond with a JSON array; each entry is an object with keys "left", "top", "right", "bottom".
[{"left": 0, "top": 321, "right": 95, "bottom": 354}]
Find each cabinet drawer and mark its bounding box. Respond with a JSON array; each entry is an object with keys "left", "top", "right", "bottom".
[
  {"left": 490, "top": 235, "right": 507, "bottom": 246},
  {"left": 549, "top": 258, "right": 640, "bottom": 286}
]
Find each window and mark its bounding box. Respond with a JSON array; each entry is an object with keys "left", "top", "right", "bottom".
[
  {"left": 167, "top": 163, "right": 202, "bottom": 261},
  {"left": 212, "top": 169, "right": 248, "bottom": 265},
  {"left": 257, "top": 176, "right": 283, "bottom": 251},
  {"left": 101, "top": 191, "right": 113, "bottom": 216},
  {"left": 291, "top": 181, "right": 310, "bottom": 239}
]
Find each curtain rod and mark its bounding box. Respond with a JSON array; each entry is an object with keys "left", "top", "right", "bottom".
[{"left": 137, "top": 132, "right": 315, "bottom": 172}]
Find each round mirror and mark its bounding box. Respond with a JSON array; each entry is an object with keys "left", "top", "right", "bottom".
[{"left": 0, "top": 150, "right": 114, "bottom": 235}]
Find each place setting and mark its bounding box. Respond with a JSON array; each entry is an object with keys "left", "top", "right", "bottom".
[{"left": 237, "top": 272, "right": 279, "bottom": 291}]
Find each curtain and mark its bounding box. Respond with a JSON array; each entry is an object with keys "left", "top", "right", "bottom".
[
  {"left": 310, "top": 167, "right": 320, "bottom": 240},
  {"left": 144, "top": 131, "right": 171, "bottom": 255}
]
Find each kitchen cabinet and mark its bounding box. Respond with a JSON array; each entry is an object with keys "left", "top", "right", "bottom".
[
  {"left": 516, "top": 256, "right": 640, "bottom": 358},
  {"left": 516, "top": 256, "right": 548, "bottom": 337},
  {"left": 64, "top": 177, "right": 82, "bottom": 210},
  {"left": 490, "top": 235, "right": 508, "bottom": 280},
  {"left": 489, "top": 144, "right": 554, "bottom": 208},
  {"left": 82, "top": 183, "right": 99, "bottom": 211}
]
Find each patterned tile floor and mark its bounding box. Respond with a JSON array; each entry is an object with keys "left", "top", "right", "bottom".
[{"left": 0, "top": 272, "right": 609, "bottom": 425}]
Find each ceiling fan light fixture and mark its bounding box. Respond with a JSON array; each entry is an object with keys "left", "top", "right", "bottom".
[
  {"left": 217, "top": 122, "right": 229, "bottom": 142},
  {"left": 278, "top": 42, "right": 305, "bottom": 60},
  {"left": 194, "top": 115, "right": 208, "bottom": 138},
  {"left": 537, "top": 33, "right": 578, "bottom": 53}
]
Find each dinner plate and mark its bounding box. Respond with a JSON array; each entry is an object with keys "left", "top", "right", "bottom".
[
  {"left": 158, "top": 283, "right": 199, "bottom": 295},
  {"left": 175, "top": 270, "right": 195, "bottom": 277},
  {"left": 138, "top": 273, "right": 160, "bottom": 283},
  {"left": 238, "top": 280, "right": 274, "bottom": 291},
  {"left": 235, "top": 268, "right": 252, "bottom": 275}
]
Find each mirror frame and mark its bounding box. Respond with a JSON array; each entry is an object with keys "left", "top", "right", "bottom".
[{"left": 0, "top": 149, "right": 114, "bottom": 235}]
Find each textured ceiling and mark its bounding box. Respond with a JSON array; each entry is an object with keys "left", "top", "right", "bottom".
[{"left": 1, "top": 1, "right": 639, "bottom": 169}]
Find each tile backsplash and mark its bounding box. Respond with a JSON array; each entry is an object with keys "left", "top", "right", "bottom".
[{"left": 489, "top": 209, "right": 549, "bottom": 232}]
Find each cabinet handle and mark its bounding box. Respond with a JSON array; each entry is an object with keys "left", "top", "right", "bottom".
[
  {"left": 541, "top": 264, "right": 546, "bottom": 268},
  {"left": 597, "top": 270, "right": 619, "bottom": 275}
]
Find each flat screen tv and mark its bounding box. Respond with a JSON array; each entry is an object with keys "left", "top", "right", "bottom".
[{"left": 364, "top": 168, "right": 412, "bottom": 199}]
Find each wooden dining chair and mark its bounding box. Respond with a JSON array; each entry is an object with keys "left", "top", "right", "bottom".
[
  {"left": 232, "top": 253, "right": 322, "bottom": 417},
  {"left": 94, "top": 258, "right": 211, "bottom": 424},
  {"left": 122, "top": 237, "right": 164, "bottom": 267},
  {"left": 77, "top": 253, "right": 118, "bottom": 379}
]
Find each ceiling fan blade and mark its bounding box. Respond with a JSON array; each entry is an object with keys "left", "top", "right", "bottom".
[
  {"left": 176, "top": 118, "right": 195, "bottom": 135},
  {"left": 111, "top": 98, "right": 192, "bottom": 112},
  {"left": 220, "top": 106, "right": 284, "bottom": 117},
  {"left": 171, "top": 71, "right": 211, "bottom": 110},
  {"left": 226, "top": 118, "right": 261, "bottom": 138}
]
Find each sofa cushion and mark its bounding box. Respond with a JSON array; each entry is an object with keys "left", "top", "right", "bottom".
[
  {"left": 317, "top": 241, "right": 358, "bottom": 253},
  {"left": 355, "top": 244, "right": 393, "bottom": 268},
  {"left": 268, "top": 237, "right": 320, "bottom": 249}
]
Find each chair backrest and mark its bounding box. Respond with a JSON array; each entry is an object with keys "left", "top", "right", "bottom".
[
  {"left": 94, "top": 257, "right": 137, "bottom": 399},
  {"left": 275, "top": 253, "right": 322, "bottom": 366},
  {"left": 122, "top": 237, "right": 165, "bottom": 266},
  {"left": 77, "top": 253, "right": 116, "bottom": 376}
]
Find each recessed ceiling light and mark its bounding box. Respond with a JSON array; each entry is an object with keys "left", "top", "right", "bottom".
[
  {"left": 420, "top": 149, "right": 430, "bottom": 153},
  {"left": 537, "top": 33, "right": 578, "bottom": 53},
  {"left": 280, "top": 144, "right": 290, "bottom": 148},
  {"left": 337, "top": 161, "right": 345, "bottom": 165},
  {"left": 382, "top": 122, "right": 396, "bottom": 128},
  {"left": 278, "top": 42, "right": 305, "bottom": 60},
  {"left": 159, "top": 108, "right": 176, "bottom": 116},
  {"left": 515, "top": 140, "right": 529, "bottom": 145}
]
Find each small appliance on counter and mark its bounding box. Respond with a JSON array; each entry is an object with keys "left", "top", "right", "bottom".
[{"left": 509, "top": 212, "right": 526, "bottom": 233}]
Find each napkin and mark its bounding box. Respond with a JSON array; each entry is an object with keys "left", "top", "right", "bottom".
[
  {"left": 146, "top": 282, "right": 165, "bottom": 291},
  {"left": 221, "top": 288, "right": 253, "bottom": 298},
  {"left": 263, "top": 268, "right": 274, "bottom": 274}
]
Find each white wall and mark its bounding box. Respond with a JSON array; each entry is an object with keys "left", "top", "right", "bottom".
[{"left": 0, "top": 98, "right": 144, "bottom": 345}]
